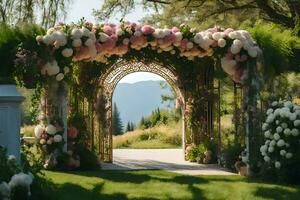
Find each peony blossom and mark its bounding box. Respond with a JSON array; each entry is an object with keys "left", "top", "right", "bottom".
[{"left": 34, "top": 125, "right": 44, "bottom": 139}]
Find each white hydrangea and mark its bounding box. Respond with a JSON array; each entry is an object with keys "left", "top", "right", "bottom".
[
  {"left": 286, "top": 152, "right": 293, "bottom": 159},
  {"left": 277, "top": 139, "right": 285, "bottom": 147},
  {"left": 284, "top": 128, "right": 291, "bottom": 136},
  {"left": 266, "top": 113, "right": 275, "bottom": 123},
  {"left": 273, "top": 133, "right": 280, "bottom": 141},
  {"left": 294, "top": 120, "right": 300, "bottom": 127},
  {"left": 266, "top": 108, "right": 274, "bottom": 115},
  {"left": 271, "top": 101, "right": 278, "bottom": 107},
  {"left": 264, "top": 156, "right": 270, "bottom": 162},
  {"left": 280, "top": 149, "right": 286, "bottom": 156},
  {"left": 284, "top": 101, "right": 293, "bottom": 108},
  {"left": 270, "top": 140, "right": 276, "bottom": 146},
  {"left": 275, "top": 161, "right": 281, "bottom": 169},
  {"left": 34, "top": 125, "right": 44, "bottom": 139},
  {"left": 281, "top": 123, "right": 288, "bottom": 129},
  {"left": 268, "top": 146, "right": 274, "bottom": 153},
  {"left": 45, "top": 124, "right": 57, "bottom": 135},
  {"left": 0, "top": 182, "right": 10, "bottom": 199},
  {"left": 276, "top": 126, "right": 283, "bottom": 133},
  {"left": 56, "top": 73, "right": 64, "bottom": 81},
  {"left": 9, "top": 172, "right": 33, "bottom": 196},
  {"left": 262, "top": 123, "right": 268, "bottom": 131},
  {"left": 53, "top": 134, "right": 63, "bottom": 143},
  {"left": 289, "top": 113, "right": 297, "bottom": 121},
  {"left": 274, "top": 108, "right": 281, "bottom": 116},
  {"left": 291, "top": 128, "right": 299, "bottom": 136}
]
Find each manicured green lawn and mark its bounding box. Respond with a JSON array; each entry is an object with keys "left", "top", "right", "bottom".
[{"left": 45, "top": 170, "right": 300, "bottom": 200}]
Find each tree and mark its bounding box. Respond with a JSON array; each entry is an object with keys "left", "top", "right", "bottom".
[
  {"left": 160, "top": 81, "right": 176, "bottom": 108},
  {"left": 94, "top": 0, "right": 300, "bottom": 35},
  {"left": 130, "top": 122, "right": 135, "bottom": 131},
  {"left": 112, "top": 102, "right": 123, "bottom": 135},
  {"left": 0, "top": 0, "right": 71, "bottom": 28}
]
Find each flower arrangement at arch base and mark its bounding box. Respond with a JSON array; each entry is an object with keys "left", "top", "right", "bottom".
[
  {"left": 260, "top": 100, "right": 300, "bottom": 183},
  {"left": 34, "top": 115, "right": 99, "bottom": 171}
]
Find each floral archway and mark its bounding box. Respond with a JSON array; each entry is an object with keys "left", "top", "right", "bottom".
[{"left": 16, "top": 20, "right": 262, "bottom": 171}]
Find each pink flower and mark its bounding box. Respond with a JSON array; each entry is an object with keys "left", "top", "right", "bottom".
[
  {"left": 141, "top": 25, "right": 155, "bottom": 35},
  {"left": 163, "top": 34, "right": 176, "bottom": 46},
  {"left": 130, "top": 36, "right": 146, "bottom": 46},
  {"left": 123, "top": 38, "right": 130, "bottom": 45},
  {"left": 224, "top": 28, "right": 234, "bottom": 35},
  {"left": 211, "top": 40, "right": 218, "bottom": 47},
  {"left": 233, "top": 68, "right": 244, "bottom": 83},
  {"left": 110, "top": 34, "right": 118, "bottom": 42},
  {"left": 102, "top": 38, "right": 115, "bottom": 50},
  {"left": 180, "top": 38, "right": 189, "bottom": 49},
  {"left": 207, "top": 27, "right": 218, "bottom": 33},
  {"left": 225, "top": 51, "right": 234, "bottom": 60},
  {"left": 73, "top": 46, "right": 90, "bottom": 61},
  {"left": 103, "top": 25, "right": 113, "bottom": 35},
  {"left": 68, "top": 127, "right": 78, "bottom": 139},
  {"left": 171, "top": 27, "right": 180, "bottom": 33}
]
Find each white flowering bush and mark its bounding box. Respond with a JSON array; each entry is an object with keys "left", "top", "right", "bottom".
[{"left": 260, "top": 100, "right": 300, "bottom": 182}]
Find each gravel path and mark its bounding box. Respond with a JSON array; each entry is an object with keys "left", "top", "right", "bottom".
[{"left": 102, "top": 149, "right": 235, "bottom": 175}]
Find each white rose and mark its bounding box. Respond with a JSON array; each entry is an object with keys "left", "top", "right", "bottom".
[
  {"left": 99, "top": 33, "right": 109, "bottom": 42},
  {"left": 233, "top": 39, "right": 243, "bottom": 48},
  {"left": 46, "top": 62, "right": 60, "bottom": 76},
  {"left": 265, "top": 140, "right": 271, "bottom": 145},
  {"left": 46, "top": 124, "right": 57, "bottom": 135},
  {"left": 286, "top": 152, "right": 293, "bottom": 159},
  {"left": 53, "top": 134, "right": 63, "bottom": 143},
  {"left": 34, "top": 125, "right": 44, "bottom": 139},
  {"left": 72, "top": 39, "right": 82, "bottom": 47},
  {"left": 81, "top": 27, "right": 90, "bottom": 37},
  {"left": 217, "top": 39, "right": 226, "bottom": 48},
  {"left": 228, "top": 31, "right": 238, "bottom": 39},
  {"left": 248, "top": 47, "right": 258, "bottom": 57},
  {"left": 194, "top": 33, "right": 203, "bottom": 44},
  {"left": 294, "top": 120, "right": 300, "bottom": 127},
  {"left": 212, "top": 32, "right": 223, "bottom": 40},
  {"left": 43, "top": 35, "right": 54, "bottom": 45},
  {"left": 280, "top": 149, "right": 286, "bottom": 156},
  {"left": 268, "top": 146, "right": 274, "bottom": 152},
  {"left": 84, "top": 38, "right": 94, "bottom": 47},
  {"left": 284, "top": 128, "right": 291, "bottom": 135},
  {"left": 275, "top": 161, "right": 281, "bottom": 169},
  {"left": 62, "top": 48, "right": 73, "bottom": 57},
  {"left": 275, "top": 120, "right": 280, "bottom": 125},
  {"left": 71, "top": 28, "right": 83, "bottom": 39},
  {"left": 291, "top": 128, "right": 299, "bottom": 136},
  {"left": 277, "top": 139, "right": 285, "bottom": 147},
  {"left": 56, "top": 73, "right": 64, "bottom": 81},
  {"left": 264, "top": 156, "right": 270, "bottom": 162},
  {"left": 273, "top": 133, "right": 280, "bottom": 140},
  {"left": 230, "top": 44, "right": 240, "bottom": 54}
]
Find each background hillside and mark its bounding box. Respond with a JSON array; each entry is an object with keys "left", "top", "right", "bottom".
[{"left": 113, "top": 80, "right": 173, "bottom": 127}]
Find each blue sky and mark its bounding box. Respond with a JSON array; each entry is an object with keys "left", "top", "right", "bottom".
[{"left": 66, "top": 0, "right": 161, "bottom": 83}]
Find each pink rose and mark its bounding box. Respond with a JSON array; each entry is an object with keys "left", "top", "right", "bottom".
[
  {"left": 68, "top": 127, "right": 78, "bottom": 139},
  {"left": 180, "top": 38, "right": 189, "bottom": 49},
  {"left": 102, "top": 38, "right": 115, "bottom": 50},
  {"left": 141, "top": 25, "right": 155, "bottom": 35},
  {"left": 130, "top": 36, "right": 146, "bottom": 46},
  {"left": 103, "top": 25, "right": 113, "bottom": 35},
  {"left": 224, "top": 28, "right": 234, "bottom": 35},
  {"left": 163, "top": 34, "right": 176, "bottom": 46},
  {"left": 110, "top": 34, "right": 118, "bottom": 42},
  {"left": 207, "top": 27, "right": 218, "bottom": 33},
  {"left": 171, "top": 27, "right": 180, "bottom": 33}
]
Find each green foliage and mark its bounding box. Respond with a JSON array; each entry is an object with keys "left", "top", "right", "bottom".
[
  {"left": 186, "top": 144, "right": 207, "bottom": 162},
  {"left": 112, "top": 103, "right": 123, "bottom": 135},
  {"left": 220, "top": 143, "right": 243, "bottom": 172},
  {"left": 248, "top": 22, "right": 300, "bottom": 77}
]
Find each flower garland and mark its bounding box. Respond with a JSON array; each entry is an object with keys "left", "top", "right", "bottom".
[
  {"left": 35, "top": 21, "right": 262, "bottom": 84},
  {"left": 260, "top": 100, "right": 300, "bottom": 169}
]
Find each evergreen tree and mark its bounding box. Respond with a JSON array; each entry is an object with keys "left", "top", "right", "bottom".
[
  {"left": 126, "top": 121, "right": 131, "bottom": 132},
  {"left": 130, "top": 122, "right": 135, "bottom": 131},
  {"left": 112, "top": 102, "right": 123, "bottom": 135}
]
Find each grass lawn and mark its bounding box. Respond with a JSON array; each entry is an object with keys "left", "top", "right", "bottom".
[{"left": 45, "top": 170, "right": 300, "bottom": 200}]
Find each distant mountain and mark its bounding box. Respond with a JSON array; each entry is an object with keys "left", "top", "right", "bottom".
[{"left": 113, "top": 80, "right": 173, "bottom": 128}]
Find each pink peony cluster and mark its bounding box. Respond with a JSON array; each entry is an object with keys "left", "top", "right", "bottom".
[{"left": 36, "top": 22, "right": 261, "bottom": 83}]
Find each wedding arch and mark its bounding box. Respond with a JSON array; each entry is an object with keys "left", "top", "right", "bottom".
[{"left": 15, "top": 21, "right": 262, "bottom": 171}]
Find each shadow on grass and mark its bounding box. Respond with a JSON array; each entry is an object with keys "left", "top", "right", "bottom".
[{"left": 254, "top": 186, "right": 300, "bottom": 200}]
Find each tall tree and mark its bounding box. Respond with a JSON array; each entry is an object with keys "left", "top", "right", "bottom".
[
  {"left": 125, "top": 121, "right": 131, "bottom": 132},
  {"left": 112, "top": 102, "right": 123, "bottom": 135},
  {"left": 160, "top": 80, "right": 175, "bottom": 108}
]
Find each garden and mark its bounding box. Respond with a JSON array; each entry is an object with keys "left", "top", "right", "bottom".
[{"left": 1, "top": 0, "right": 300, "bottom": 199}]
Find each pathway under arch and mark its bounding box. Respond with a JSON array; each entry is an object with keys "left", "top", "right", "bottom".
[{"left": 96, "top": 60, "right": 186, "bottom": 162}]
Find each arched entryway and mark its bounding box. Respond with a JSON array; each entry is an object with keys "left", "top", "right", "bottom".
[{"left": 96, "top": 60, "right": 186, "bottom": 162}]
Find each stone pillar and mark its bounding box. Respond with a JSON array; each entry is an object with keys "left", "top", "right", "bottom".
[{"left": 0, "top": 85, "right": 25, "bottom": 160}]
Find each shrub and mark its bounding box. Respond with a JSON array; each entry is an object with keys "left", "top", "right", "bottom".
[
  {"left": 186, "top": 144, "right": 206, "bottom": 162},
  {"left": 220, "top": 143, "right": 243, "bottom": 171},
  {"left": 260, "top": 100, "right": 300, "bottom": 183}
]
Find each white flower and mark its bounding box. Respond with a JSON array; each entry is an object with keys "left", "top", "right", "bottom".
[
  {"left": 72, "top": 39, "right": 82, "bottom": 47},
  {"left": 274, "top": 108, "right": 281, "bottom": 116},
  {"left": 275, "top": 161, "right": 281, "bottom": 169},
  {"left": 84, "top": 38, "right": 94, "bottom": 47},
  {"left": 275, "top": 120, "right": 280, "bottom": 125},
  {"left": 99, "top": 32, "right": 109, "bottom": 42},
  {"left": 217, "top": 39, "right": 226, "bottom": 47},
  {"left": 40, "top": 139, "right": 46, "bottom": 144},
  {"left": 289, "top": 113, "right": 297, "bottom": 121},
  {"left": 62, "top": 48, "right": 73, "bottom": 57},
  {"left": 8, "top": 155, "right": 16, "bottom": 162},
  {"left": 276, "top": 126, "right": 283, "bottom": 133},
  {"left": 194, "top": 33, "right": 203, "bottom": 44},
  {"left": 228, "top": 31, "right": 238, "bottom": 39},
  {"left": 233, "top": 39, "right": 243, "bottom": 48},
  {"left": 284, "top": 128, "right": 291, "bottom": 136},
  {"left": 71, "top": 28, "right": 83, "bottom": 39},
  {"left": 43, "top": 61, "right": 60, "bottom": 76},
  {"left": 42, "top": 35, "right": 54, "bottom": 45},
  {"left": 268, "top": 146, "right": 274, "bottom": 152},
  {"left": 291, "top": 128, "right": 299, "bottom": 136},
  {"left": 270, "top": 140, "right": 276, "bottom": 146},
  {"left": 64, "top": 67, "right": 70, "bottom": 74},
  {"left": 248, "top": 47, "right": 257, "bottom": 57},
  {"left": 186, "top": 42, "right": 194, "bottom": 50},
  {"left": 230, "top": 44, "right": 240, "bottom": 54},
  {"left": 294, "top": 120, "right": 300, "bottom": 127},
  {"left": 264, "top": 156, "right": 270, "bottom": 162},
  {"left": 34, "top": 125, "right": 44, "bottom": 139},
  {"left": 271, "top": 101, "right": 278, "bottom": 107},
  {"left": 277, "top": 139, "right": 285, "bottom": 147},
  {"left": 212, "top": 32, "right": 223, "bottom": 40},
  {"left": 266, "top": 108, "right": 274, "bottom": 115},
  {"left": 56, "top": 73, "right": 64, "bottom": 81},
  {"left": 280, "top": 149, "right": 286, "bottom": 156},
  {"left": 281, "top": 123, "right": 288, "bottom": 129},
  {"left": 284, "top": 101, "right": 293, "bottom": 108},
  {"left": 46, "top": 124, "right": 57, "bottom": 135},
  {"left": 286, "top": 152, "right": 293, "bottom": 159},
  {"left": 81, "top": 27, "right": 90, "bottom": 37},
  {"left": 264, "top": 130, "right": 271, "bottom": 138},
  {"left": 53, "top": 134, "right": 63, "bottom": 143},
  {"left": 260, "top": 145, "right": 267, "bottom": 153},
  {"left": 262, "top": 123, "right": 268, "bottom": 131},
  {"left": 9, "top": 172, "right": 33, "bottom": 197},
  {"left": 285, "top": 143, "right": 290, "bottom": 147},
  {"left": 0, "top": 182, "right": 10, "bottom": 198},
  {"left": 266, "top": 114, "right": 275, "bottom": 123},
  {"left": 265, "top": 140, "right": 271, "bottom": 145},
  {"left": 273, "top": 133, "right": 280, "bottom": 141},
  {"left": 174, "top": 32, "right": 183, "bottom": 41}
]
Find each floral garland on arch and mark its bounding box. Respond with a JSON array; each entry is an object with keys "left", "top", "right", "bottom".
[{"left": 34, "top": 21, "right": 262, "bottom": 84}]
